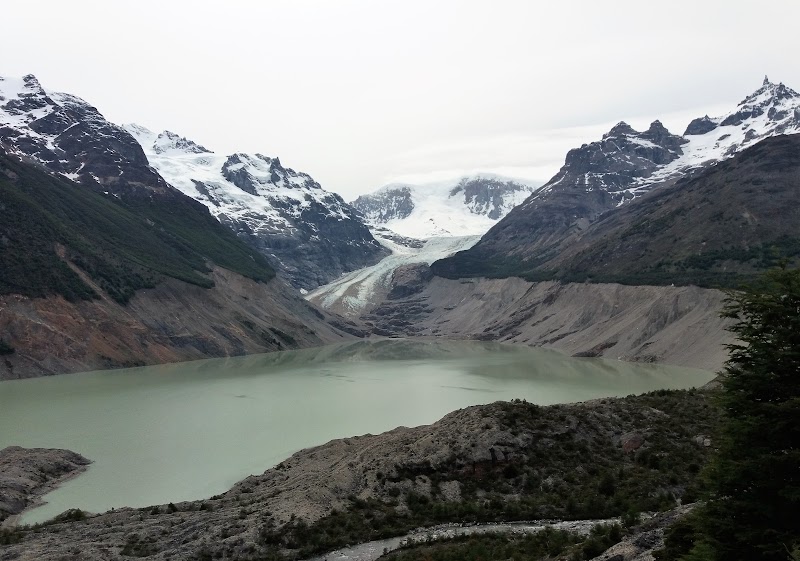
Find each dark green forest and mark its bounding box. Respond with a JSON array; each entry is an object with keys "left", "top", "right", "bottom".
[{"left": 0, "top": 153, "right": 274, "bottom": 304}]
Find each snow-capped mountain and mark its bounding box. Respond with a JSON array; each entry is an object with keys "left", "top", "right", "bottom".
[
  {"left": 528, "top": 76, "right": 800, "bottom": 211},
  {"left": 644, "top": 76, "right": 800, "bottom": 185},
  {"left": 0, "top": 74, "right": 387, "bottom": 290},
  {"left": 124, "top": 125, "right": 388, "bottom": 290},
  {"left": 351, "top": 175, "right": 539, "bottom": 239},
  {"left": 434, "top": 76, "right": 800, "bottom": 278},
  {"left": 0, "top": 74, "right": 171, "bottom": 196}
]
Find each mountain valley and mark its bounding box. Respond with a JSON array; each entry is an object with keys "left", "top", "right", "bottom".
[{"left": 1, "top": 68, "right": 799, "bottom": 561}]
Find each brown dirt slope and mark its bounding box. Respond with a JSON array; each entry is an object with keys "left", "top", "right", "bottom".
[{"left": 0, "top": 267, "right": 357, "bottom": 380}]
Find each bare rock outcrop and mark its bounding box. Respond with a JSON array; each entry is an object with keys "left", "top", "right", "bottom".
[{"left": 0, "top": 447, "right": 90, "bottom": 525}]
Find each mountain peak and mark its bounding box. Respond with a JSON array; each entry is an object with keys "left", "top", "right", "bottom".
[
  {"left": 738, "top": 75, "right": 800, "bottom": 108},
  {"left": 153, "top": 130, "right": 211, "bottom": 155},
  {"left": 604, "top": 121, "right": 637, "bottom": 139},
  {"left": 684, "top": 115, "right": 717, "bottom": 136},
  {"left": 21, "top": 74, "right": 43, "bottom": 91},
  {"left": 0, "top": 74, "right": 48, "bottom": 106}
]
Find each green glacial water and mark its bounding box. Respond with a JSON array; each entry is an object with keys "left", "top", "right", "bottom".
[{"left": 0, "top": 339, "right": 713, "bottom": 524}]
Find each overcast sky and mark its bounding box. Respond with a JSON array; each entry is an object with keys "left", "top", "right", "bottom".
[{"left": 3, "top": 0, "right": 799, "bottom": 199}]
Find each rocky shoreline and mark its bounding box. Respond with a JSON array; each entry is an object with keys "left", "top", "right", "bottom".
[
  {"left": 0, "top": 447, "right": 90, "bottom": 528},
  {"left": 0, "top": 390, "right": 718, "bottom": 560}
]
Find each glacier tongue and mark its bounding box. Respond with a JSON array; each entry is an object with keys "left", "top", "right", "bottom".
[
  {"left": 306, "top": 233, "right": 481, "bottom": 318},
  {"left": 309, "top": 174, "right": 539, "bottom": 315}
]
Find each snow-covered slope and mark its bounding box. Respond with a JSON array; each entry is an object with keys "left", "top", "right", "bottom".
[
  {"left": 528, "top": 76, "right": 800, "bottom": 210},
  {"left": 309, "top": 175, "right": 538, "bottom": 315},
  {"left": 124, "top": 125, "right": 388, "bottom": 290},
  {"left": 352, "top": 175, "right": 539, "bottom": 238},
  {"left": 642, "top": 76, "right": 800, "bottom": 190}
]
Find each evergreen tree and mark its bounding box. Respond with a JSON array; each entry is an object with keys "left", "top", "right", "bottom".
[{"left": 672, "top": 267, "right": 800, "bottom": 560}]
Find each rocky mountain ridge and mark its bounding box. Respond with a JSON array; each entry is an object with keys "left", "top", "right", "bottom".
[
  {"left": 0, "top": 73, "right": 389, "bottom": 291},
  {"left": 433, "top": 77, "right": 800, "bottom": 280},
  {"left": 0, "top": 75, "right": 173, "bottom": 198},
  {"left": 0, "top": 76, "right": 361, "bottom": 378}
]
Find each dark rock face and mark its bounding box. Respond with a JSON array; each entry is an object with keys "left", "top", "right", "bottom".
[
  {"left": 533, "top": 133, "right": 800, "bottom": 287},
  {"left": 352, "top": 186, "right": 415, "bottom": 222},
  {"left": 450, "top": 177, "right": 532, "bottom": 220},
  {"left": 387, "top": 264, "right": 434, "bottom": 300},
  {"left": 684, "top": 115, "right": 718, "bottom": 136},
  {"left": 556, "top": 120, "right": 686, "bottom": 194},
  {"left": 432, "top": 121, "right": 687, "bottom": 277},
  {"left": 0, "top": 75, "right": 172, "bottom": 199}
]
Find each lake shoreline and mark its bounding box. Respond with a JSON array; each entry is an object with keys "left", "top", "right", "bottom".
[
  {"left": 0, "top": 390, "right": 719, "bottom": 560},
  {"left": 0, "top": 446, "right": 91, "bottom": 529},
  {"left": 1, "top": 340, "right": 714, "bottom": 526}
]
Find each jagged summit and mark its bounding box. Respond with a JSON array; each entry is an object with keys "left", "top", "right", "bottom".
[
  {"left": 684, "top": 115, "right": 716, "bottom": 136},
  {"left": 603, "top": 121, "right": 637, "bottom": 138},
  {"left": 433, "top": 75, "right": 800, "bottom": 280},
  {"left": 537, "top": 75, "right": 800, "bottom": 204},
  {"left": 123, "top": 125, "right": 211, "bottom": 155},
  {"left": 154, "top": 130, "right": 211, "bottom": 155},
  {"left": 599, "top": 119, "right": 683, "bottom": 147},
  {"left": 736, "top": 75, "right": 799, "bottom": 108},
  {"left": 0, "top": 74, "right": 170, "bottom": 194},
  {"left": 649, "top": 75, "right": 800, "bottom": 188}
]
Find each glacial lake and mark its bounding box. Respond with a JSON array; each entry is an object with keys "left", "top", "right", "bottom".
[{"left": 0, "top": 339, "right": 714, "bottom": 525}]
